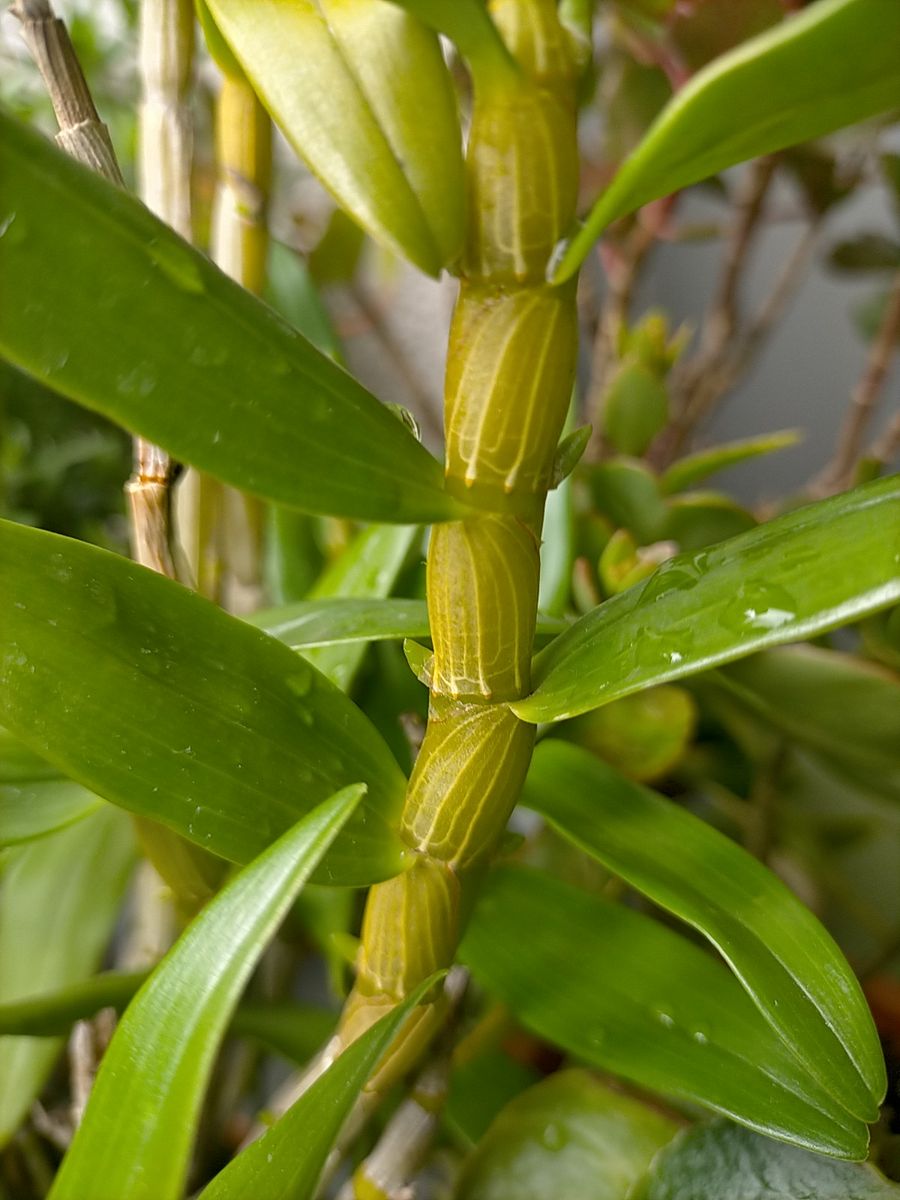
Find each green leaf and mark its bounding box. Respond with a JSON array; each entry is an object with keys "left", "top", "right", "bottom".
[
  {"left": 587, "top": 458, "right": 669, "bottom": 545},
  {"left": 514, "top": 477, "right": 900, "bottom": 723},
  {"left": 0, "top": 972, "right": 146, "bottom": 1038},
  {"left": 199, "top": 972, "right": 445, "bottom": 1200},
  {"left": 552, "top": 0, "right": 900, "bottom": 281},
  {"left": 634, "top": 1120, "right": 900, "bottom": 1199},
  {"left": 558, "top": 685, "right": 696, "bottom": 783},
  {"left": 0, "top": 727, "right": 59, "bottom": 782},
  {"left": 461, "top": 867, "right": 870, "bottom": 1159},
  {"left": 0, "top": 778, "right": 103, "bottom": 845},
  {"left": 48, "top": 787, "right": 362, "bottom": 1200},
  {"left": 384, "top": 0, "right": 519, "bottom": 88},
  {"left": 205, "top": 0, "right": 465, "bottom": 276},
  {"left": 456, "top": 1070, "right": 678, "bottom": 1200},
  {"left": 0, "top": 807, "right": 134, "bottom": 1145},
  {"left": 0, "top": 972, "right": 334, "bottom": 1066},
  {"left": 523, "top": 741, "right": 886, "bottom": 1121},
  {"left": 0, "top": 520, "right": 408, "bottom": 886},
  {"left": 829, "top": 233, "right": 900, "bottom": 273},
  {"left": 708, "top": 647, "right": 900, "bottom": 805},
  {"left": 254, "top": 597, "right": 567, "bottom": 651},
  {"left": 0, "top": 111, "right": 460, "bottom": 525},
  {"left": 301, "top": 524, "right": 420, "bottom": 691},
  {"left": 661, "top": 430, "right": 802, "bottom": 495},
  {"left": 664, "top": 492, "right": 756, "bottom": 552}
]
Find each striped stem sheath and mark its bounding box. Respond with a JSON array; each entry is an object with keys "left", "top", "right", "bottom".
[{"left": 335, "top": 0, "right": 582, "bottom": 1142}]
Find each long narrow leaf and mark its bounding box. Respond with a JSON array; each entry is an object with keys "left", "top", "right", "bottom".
[
  {"left": 514, "top": 477, "right": 900, "bottom": 723},
  {"left": 523, "top": 741, "right": 885, "bottom": 1121},
  {"left": 0, "top": 521, "right": 408, "bottom": 885},
  {"left": 461, "top": 867, "right": 870, "bottom": 1159},
  {"left": 0, "top": 808, "right": 134, "bottom": 1145},
  {"left": 301, "top": 525, "right": 420, "bottom": 691},
  {"left": 553, "top": 0, "right": 900, "bottom": 282},
  {"left": 0, "top": 111, "right": 460, "bottom": 525},
  {"left": 48, "top": 787, "right": 362, "bottom": 1200},
  {"left": 200, "top": 973, "right": 444, "bottom": 1200},
  {"left": 253, "top": 597, "right": 567, "bottom": 649}
]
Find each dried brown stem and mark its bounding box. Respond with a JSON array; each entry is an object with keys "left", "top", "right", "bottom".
[
  {"left": 12, "top": 0, "right": 181, "bottom": 577},
  {"left": 816, "top": 270, "right": 900, "bottom": 494}
]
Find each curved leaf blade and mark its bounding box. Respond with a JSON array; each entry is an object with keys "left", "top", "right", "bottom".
[
  {"left": 553, "top": 0, "right": 900, "bottom": 282},
  {"left": 206, "top": 0, "right": 465, "bottom": 276},
  {"left": 708, "top": 647, "right": 900, "bottom": 804},
  {"left": 661, "top": 430, "right": 802, "bottom": 495},
  {"left": 461, "top": 867, "right": 870, "bottom": 1159},
  {"left": 48, "top": 787, "right": 362, "bottom": 1200},
  {"left": 253, "top": 597, "right": 567, "bottom": 650},
  {"left": 0, "top": 111, "right": 460, "bottom": 525},
  {"left": 200, "top": 972, "right": 444, "bottom": 1200},
  {"left": 634, "top": 1120, "right": 900, "bottom": 1200},
  {"left": 0, "top": 520, "right": 408, "bottom": 886},
  {"left": 523, "top": 741, "right": 885, "bottom": 1121},
  {"left": 0, "top": 808, "right": 134, "bottom": 1145},
  {"left": 300, "top": 524, "right": 420, "bottom": 691},
  {"left": 456, "top": 1070, "right": 678, "bottom": 1200},
  {"left": 0, "top": 779, "right": 103, "bottom": 846},
  {"left": 514, "top": 477, "right": 900, "bottom": 723}
]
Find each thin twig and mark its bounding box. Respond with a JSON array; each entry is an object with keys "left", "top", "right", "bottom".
[
  {"left": 585, "top": 201, "right": 672, "bottom": 459},
  {"left": 869, "top": 407, "right": 900, "bottom": 468},
  {"left": 653, "top": 218, "right": 819, "bottom": 468},
  {"left": 815, "top": 270, "right": 900, "bottom": 494}
]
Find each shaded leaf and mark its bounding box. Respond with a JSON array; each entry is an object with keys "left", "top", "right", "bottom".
[
  {"left": 456, "top": 1070, "right": 678, "bottom": 1200},
  {"left": 664, "top": 492, "right": 756, "bottom": 552},
  {"left": 553, "top": 0, "right": 900, "bottom": 281},
  {"left": 709, "top": 646, "right": 900, "bottom": 805},
  {"left": 523, "top": 741, "right": 885, "bottom": 1121},
  {"left": 0, "top": 779, "right": 103, "bottom": 846},
  {"left": 0, "top": 111, "right": 460, "bottom": 525},
  {"left": 301, "top": 524, "right": 420, "bottom": 691},
  {"left": 200, "top": 972, "right": 444, "bottom": 1200},
  {"left": 0, "top": 807, "right": 134, "bottom": 1145},
  {"left": 661, "top": 430, "right": 802, "bottom": 494},
  {"left": 514, "top": 477, "right": 900, "bottom": 723},
  {"left": 634, "top": 1119, "right": 900, "bottom": 1199},
  {"left": 829, "top": 233, "right": 900, "bottom": 273},
  {"left": 0, "top": 520, "right": 408, "bottom": 886},
  {"left": 557, "top": 685, "right": 696, "bottom": 783},
  {"left": 49, "top": 787, "right": 362, "bottom": 1200},
  {"left": 461, "top": 867, "right": 870, "bottom": 1158}
]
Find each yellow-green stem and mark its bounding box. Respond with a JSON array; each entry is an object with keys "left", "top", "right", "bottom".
[
  {"left": 178, "top": 69, "right": 271, "bottom": 609},
  {"left": 335, "top": 0, "right": 582, "bottom": 1130}
]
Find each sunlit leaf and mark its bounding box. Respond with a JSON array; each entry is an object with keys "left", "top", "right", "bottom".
[
  {"left": 553, "top": 0, "right": 900, "bottom": 281},
  {"left": 0, "top": 111, "right": 461, "bottom": 525},
  {"left": 633, "top": 1120, "right": 900, "bottom": 1199},
  {"left": 205, "top": 0, "right": 465, "bottom": 275},
  {"left": 461, "top": 867, "right": 870, "bottom": 1158},
  {"left": 523, "top": 741, "right": 886, "bottom": 1121},
  {"left": 200, "top": 973, "right": 444, "bottom": 1200},
  {"left": 0, "top": 807, "right": 134, "bottom": 1145},
  {"left": 48, "top": 787, "right": 362, "bottom": 1200},
  {"left": 0, "top": 520, "right": 408, "bottom": 886},
  {"left": 514, "top": 477, "right": 900, "bottom": 723}
]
